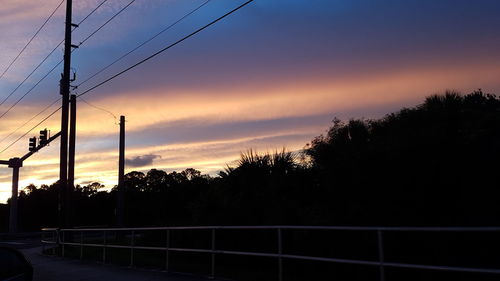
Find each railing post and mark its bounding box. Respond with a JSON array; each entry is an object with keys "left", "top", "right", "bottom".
[
  {"left": 377, "top": 230, "right": 385, "bottom": 281},
  {"left": 41, "top": 231, "right": 45, "bottom": 254},
  {"left": 103, "top": 230, "right": 107, "bottom": 263},
  {"left": 62, "top": 231, "right": 65, "bottom": 257},
  {"left": 52, "top": 230, "right": 56, "bottom": 255},
  {"left": 278, "top": 228, "right": 283, "bottom": 281},
  {"left": 130, "top": 230, "right": 135, "bottom": 267},
  {"left": 80, "top": 231, "right": 83, "bottom": 260},
  {"left": 165, "top": 229, "right": 170, "bottom": 272},
  {"left": 210, "top": 229, "right": 216, "bottom": 279}
]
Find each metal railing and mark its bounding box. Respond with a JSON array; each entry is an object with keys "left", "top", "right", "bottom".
[{"left": 41, "top": 226, "right": 500, "bottom": 281}]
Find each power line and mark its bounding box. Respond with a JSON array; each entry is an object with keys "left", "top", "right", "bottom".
[
  {"left": 0, "top": 0, "right": 117, "bottom": 152},
  {"left": 0, "top": 106, "right": 61, "bottom": 155},
  {"left": 0, "top": 41, "right": 63, "bottom": 108},
  {"left": 0, "top": 59, "right": 63, "bottom": 120},
  {"left": 0, "top": 0, "right": 254, "bottom": 155},
  {"left": 78, "top": 97, "right": 118, "bottom": 124},
  {"left": 0, "top": 0, "right": 130, "bottom": 154},
  {"left": 0, "top": 0, "right": 109, "bottom": 108},
  {"left": 0, "top": 98, "right": 61, "bottom": 146},
  {"left": 75, "top": 0, "right": 110, "bottom": 26},
  {"left": 76, "top": 0, "right": 212, "bottom": 89},
  {"left": 0, "top": 0, "right": 126, "bottom": 121},
  {"left": 0, "top": 0, "right": 64, "bottom": 82},
  {"left": 78, "top": 0, "right": 136, "bottom": 47},
  {"left": 78, "top": 0, "right": 254, "bottom": 99}
]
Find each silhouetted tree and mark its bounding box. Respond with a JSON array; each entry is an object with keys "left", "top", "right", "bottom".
[
  {"left": 305, "top": 90, "right": 500, "bottom": 225},
  {"left": 3, "top": 90, "right": 499, "bottom": 231}
]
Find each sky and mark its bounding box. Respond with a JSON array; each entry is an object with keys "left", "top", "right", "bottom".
[{"left": 0, "top": 0, "right": 499, "bottom": 202}]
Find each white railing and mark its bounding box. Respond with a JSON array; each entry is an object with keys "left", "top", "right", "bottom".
[{"left": 41, "top": 226, "right": 500, "bottom": 281}]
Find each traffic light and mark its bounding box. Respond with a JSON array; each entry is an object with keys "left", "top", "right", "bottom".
[
  {"left": 29, "top": 137, "right": 37, "bottom": 152},
  {"left": 40, "top": 129, "right": 48, "bottom": 145}
]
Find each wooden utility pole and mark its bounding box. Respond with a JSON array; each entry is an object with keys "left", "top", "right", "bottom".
[
  {"left": 68, "top": 94, "right": 77, "bottom": 226},
  {"left": 60, "top": 0, "right": 74, "bottom": 228},
  {"left": 116, "top": 116, "right": 125, "bottom": 226},
  {"left": 68, "top": 95, "right": 76, "bottom": 191}
]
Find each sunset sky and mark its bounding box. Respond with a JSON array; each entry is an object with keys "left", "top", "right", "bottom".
[{"left": 0, "top": 0, "right": 499, "bottom": 202}]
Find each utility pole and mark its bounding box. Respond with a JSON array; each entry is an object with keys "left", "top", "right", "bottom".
[
  {"left": 60, "top": 0, "right": 75, "bottom": 228},
  {"left": 68, "top": 94, "right": 77, "bottom": 226},
  {"left": 68, "top": 95, "right": 76, "bottom": 192},
  {"left": 116, "top": 116, "right": 125, "bottom": 226}
]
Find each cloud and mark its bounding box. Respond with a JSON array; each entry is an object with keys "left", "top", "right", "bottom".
[
  {"left": 125, "top": 154, "right": 161, "bottom": 167},
  {"left": 78, "top": 180, "right": 96, "bottom": 186}
]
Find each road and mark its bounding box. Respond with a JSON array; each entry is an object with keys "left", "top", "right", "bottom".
[{"left": 0, "top": 235, "right": 214, "bottom": 281}]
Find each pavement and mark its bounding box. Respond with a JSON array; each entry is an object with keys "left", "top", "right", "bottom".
[
  {"left": 0, "top": 233, "right": 44, "bottom": 249},
  {"left": 0, "top": 235, "right": 215, "bottom": 281}
]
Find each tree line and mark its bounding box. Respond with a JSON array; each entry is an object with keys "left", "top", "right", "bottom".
[{"left": 1, "top": 90, "right": 499, "bottom": 231}]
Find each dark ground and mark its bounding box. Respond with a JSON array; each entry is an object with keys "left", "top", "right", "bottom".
[{"left": 1, "top": 233, "right": 215, "bottom": 281}]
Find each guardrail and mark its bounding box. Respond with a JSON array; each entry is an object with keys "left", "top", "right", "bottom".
[{"left": 41, "top": 226, "right": 500, "bottom": 281}]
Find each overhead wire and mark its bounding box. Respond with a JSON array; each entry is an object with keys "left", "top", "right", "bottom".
[
  {"left": 0, "top": 0, "right": 254, "bottom": 154},
  {"left": 0, "top": 98, "right": 61, "bottom": 146},
  {"left": 0, "top": 106, "right": 61, "bottom": 154},
  {"left": 77, "top": 0, "right": 254, "bottom": 99},
  {"left": 75, "top": 0, "right": 110, "bottom": 26},
  {"left": 77, "top": 0, "right": 136, "bottom": 47},
  {"left": 0, "top": 0, "right": 114, "bottom": 152},
  {"left": 0, "top": 60, "right": 63, "bottom": 120},
  {"left": 78, "top": 97, "right": 118, "bottom": 124},
  {"left": 0, "top": 0, "right": 65, "bottom": 81},
  {"left": 75, "top": 0, "right": 212, "bottom": 89},
  {"left": 0, "top": 40, "right": 63, "bottom": 108},
  {"left": 0, "top": 0, "right": 127, "bottom": 121},
  {"left": 0, "top": 0, "right": 110, "bottom": 108},
  {"left": 72, "top": 0, "right": 213, "bottom": 130}
]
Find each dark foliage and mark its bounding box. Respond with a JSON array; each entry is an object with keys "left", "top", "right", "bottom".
[
  {"left": 305, "top": 90, "right": 500, "bottom": 226},
  {"left": 1, "top": 90, "right": 499, "bottom": 232}
]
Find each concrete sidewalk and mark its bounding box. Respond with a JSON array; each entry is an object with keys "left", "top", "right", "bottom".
[{"left": 21, "top": 247, "right": 212, "bottom": 281}]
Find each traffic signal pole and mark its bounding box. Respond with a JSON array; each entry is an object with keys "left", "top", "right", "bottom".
[
  {"left": 7, "top": 158, "right": 21, "bottom": 234},
  {"left": 2, "top": 0, "right": 76, "bottom": 233},
  {"left": 1, "top": 132, "right": 61, "bottom": 233}
]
